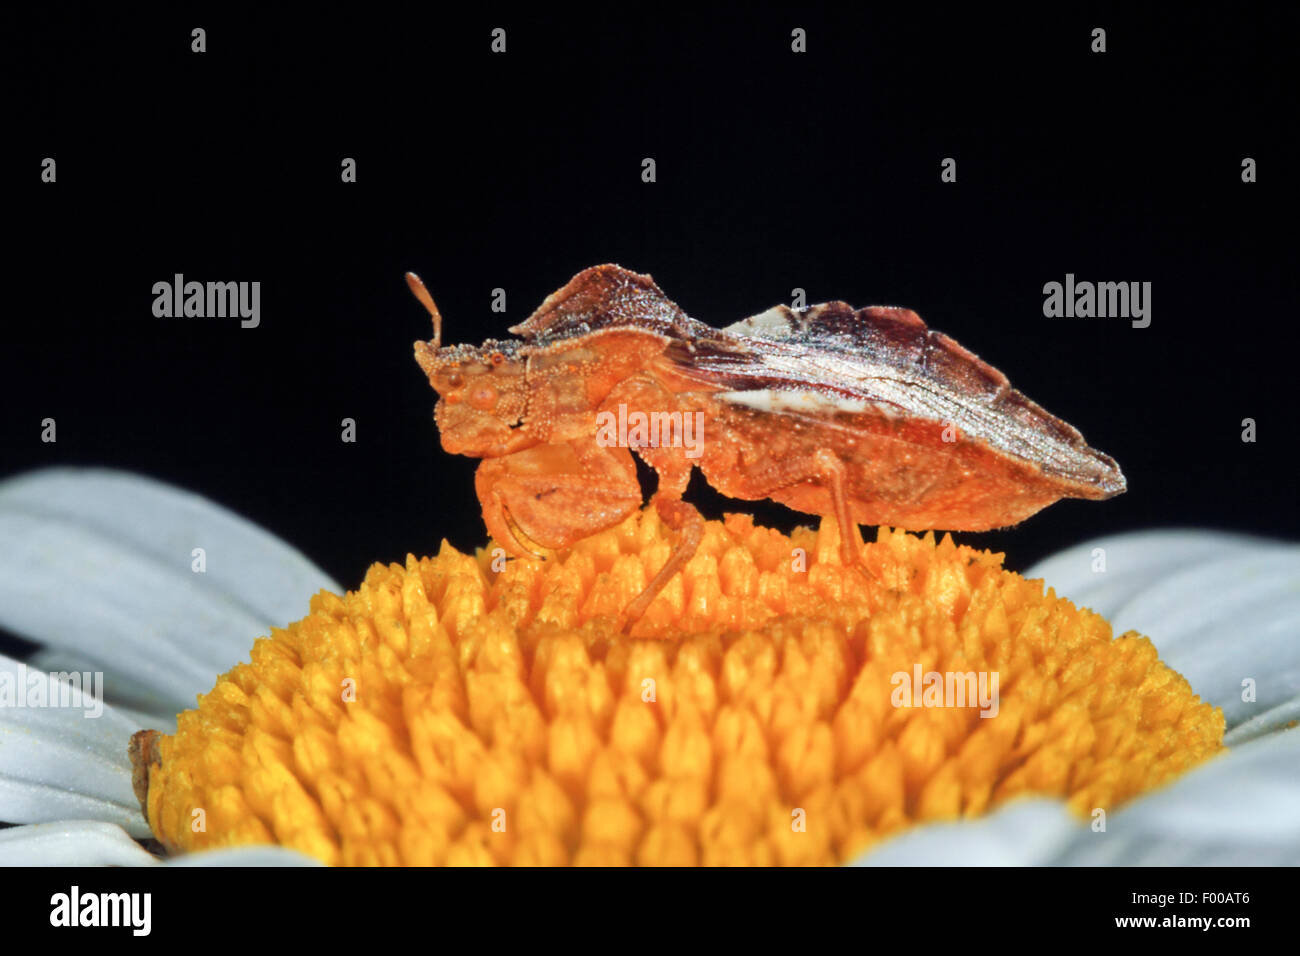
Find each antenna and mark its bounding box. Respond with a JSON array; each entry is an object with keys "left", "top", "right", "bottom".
[{"left": 405, "top": 272, "right": 443, "bottom": 348}]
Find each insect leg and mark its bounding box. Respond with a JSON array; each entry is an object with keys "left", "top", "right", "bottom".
[
  {"left": 750, "top": 446, "right": 865, "bottom": 571},
  {"left": 476, "top": 459, "right": 549, "bottom": 558},
  {"left": 619, "top": 467, "right": 703, "bottom": 632},
  {"left": 475, "top": 443, "right": 643, "bottom": 558},
  {"left": 809, "top": 447, "right": 875, "bottom": 577},
  {"left": 595, "top": 374, "right": 707, "bottom": 630},
  {"left": 706, "top": 442, "right": 869, "bottom": 575}
]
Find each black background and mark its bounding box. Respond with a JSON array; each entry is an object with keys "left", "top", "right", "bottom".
[{"left": 5, "top": 5, "right": 1296, "bottom": 660}]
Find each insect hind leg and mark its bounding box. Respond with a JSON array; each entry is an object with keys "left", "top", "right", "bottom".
[
  {"left": 811, "top": 448, "right": 870, "bottom": 574},
  {"left": 703, "top": 443, "right": 874, "bottom": 579}
]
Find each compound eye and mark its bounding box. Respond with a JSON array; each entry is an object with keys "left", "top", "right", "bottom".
[
  {"left": 468, "top": 383, "right": 498, "bottom": 410},
  {"left": 490, "top": 351, "right": 505, "bottom": 367}
]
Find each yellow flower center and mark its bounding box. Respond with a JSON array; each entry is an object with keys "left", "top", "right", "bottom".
[{"left": 134, "top": 510, "right": 1223, "bottom": 865}]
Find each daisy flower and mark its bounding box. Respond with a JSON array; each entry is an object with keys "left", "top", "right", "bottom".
[{"left": 0, "top": 468, "right": 1296, "bottom": 865}]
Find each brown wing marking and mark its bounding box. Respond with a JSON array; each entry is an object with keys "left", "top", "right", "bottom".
[{"left": 509, "top": 264, "right": 701, "bottom": 342}]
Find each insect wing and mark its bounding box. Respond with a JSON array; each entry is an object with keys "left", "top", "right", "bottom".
[{"left": 666, "top": 302, "right": 1125, "bottom": 497}]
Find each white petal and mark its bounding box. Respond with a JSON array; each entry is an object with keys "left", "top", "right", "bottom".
[
  {"left": 21, "top": 642, "right": 182, "bottom": 723},
  {"left": 0, "top": 654, "right": 150, "bottom": 837},
  {"left": 1225, "top": 698, "right": 1300, "bottom": 747},
  {"left": 851, "top": 799, "right": 1080, "bottom": 865},
  {"left": 0, "top": 822, "right": 320, "bottom": 866},
  {"left": 853, "top": 730, "right": 1300, "bottom": 866},
  {"left": 163, "top": 846, "right": 324, "bottom": 866},
  {"left": 1052, "top": 729, "right": 1300, "bottom": 864},
  {"left": 1021, "top": 529, "right": 1290, "bottom": 621},
  {"left": 1104, "top": 548, "right": 1300, "bottom": 729},
  {"left": 1025, "top": 531, "right": 1300, "bottom": 730},
  {"left": 0, "top": 821, "right": 158, "bottom": 866},
  {"left": 0, "top": 468, "right": 341, "bottom": 713},
  {"left": 23, "top": 647, "right": 179, "bottom": 722}
]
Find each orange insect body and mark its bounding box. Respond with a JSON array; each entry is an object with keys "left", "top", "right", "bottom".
[{"left": 411, "top": 265, "right": 1125, "bottom": 628}]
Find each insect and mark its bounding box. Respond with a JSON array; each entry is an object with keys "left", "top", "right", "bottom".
[{"left": 410, "top": 265, "right": 1125, "bottom": 629}]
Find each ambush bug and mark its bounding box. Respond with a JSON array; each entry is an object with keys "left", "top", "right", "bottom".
[{"left": 409, "top": 266, "right": 1125, "bottom": 629}]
